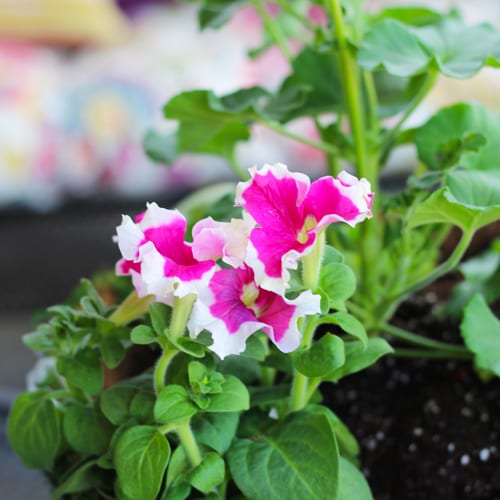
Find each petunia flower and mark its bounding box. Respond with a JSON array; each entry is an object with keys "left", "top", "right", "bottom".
[
  {"left": 187, "top": 265, "right": 321, "bottom": 359},
  {"left": 115, "top": 202, "right": 217, "bottom": 303},
  {"left": 191, "top": 216, "right": 252, "bottom": 268},
  {"left": 235, "top": 163, "right": 373, "bottom": 293}
]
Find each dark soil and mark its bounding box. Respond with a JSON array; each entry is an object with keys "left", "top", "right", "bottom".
[{"left": 325, "top": 292, "right": 500, "bottom": 500}]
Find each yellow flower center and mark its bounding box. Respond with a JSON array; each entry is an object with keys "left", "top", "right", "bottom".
[
  {"left": 241, "top": 282, "right": 259, "bottom": 308},
  {"left": 297, "top": 215, "right": 317, "bottom": 244}
]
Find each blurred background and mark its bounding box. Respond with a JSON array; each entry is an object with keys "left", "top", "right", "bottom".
[{"left": 1, "top": 0, "right": 500, "bottom": 496}]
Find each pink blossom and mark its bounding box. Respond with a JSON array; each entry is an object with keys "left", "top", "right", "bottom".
[
  {"left": 115, "top": 202, "right": 216, "bottom": 303},
  {"left": 235, "top": 163, "right": 373, "bottom": 293},
  {"left": 188, "top": 265, "right": 320, "bottom": 359},
  {"left": 191, "top": 217, "right": 252, "bottom": 268}
]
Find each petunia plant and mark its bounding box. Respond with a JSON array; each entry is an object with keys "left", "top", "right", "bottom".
[{"left": 7, "top": 0, "right": 500, "bottom": 499}]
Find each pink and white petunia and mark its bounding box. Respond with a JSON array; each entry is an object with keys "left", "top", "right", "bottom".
[
  {"left": 115, "top": 202, "right": 217, "bottom": 303},
  {"left": 192, "top": 217, "right": 252, "bottom": 268},
  {"left": 235, "top": 163, "right": 373, "bottom": 293},
  {"left": 188, "top": 265, "right": 321, "bottom": 359}
]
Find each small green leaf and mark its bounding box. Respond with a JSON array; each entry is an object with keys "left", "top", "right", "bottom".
[
  {"left": 461, "top": 293, "right": 500, "bottom": 377},
  {"left": 191, "top": 412, "right": 239, "bottom": 455},
  {"left": 143, "top": 129, "right": 177, "bottom": 165},
  {"left": 206, "top": 375, "right": 250, "bottom": 412},
  {"left": 415, "top": 103, "right": 500, "bottom": 171},
  {"left": 23, "top": 328, "right": 55, "bottom": 352},
  {"left": 408, "top": 171, "right": 500, "bottom": 233},
  {"left": 149, "top": 302, "right": 171, "bottom": 335},
  {"left": 63, "top": 403, "right": 114, "bottom": 456},
  {"left": 131, "top": 325, "right": 158, "bottom": 345},
  {"left": 197, "top": 0, "right": 246, "bottom": 30},
  {"left": 337, "top": 457, "right": 373, "bottom": 500},
  {"left": 190, "top": 452, "right": 225, "bottom": 494},
  {"left": 57, "top": 348, "right": 103, "bottom": 395},
  {"left": 358, "top": 19, "right": 431, "bottom": 77},
  {"left": 228, "top": 410, "right": 339, "bottom": 499},
  {"left": 51, "top": 459, "right": 100, "bottom": 499},
  {"left": 327, "top": 311, "right": 368, "bottom": 347},
  {"left": 101, "top": 376, "right": 155, "bottom": 425},
  {"left": 249, "top": 383, "right": 291, "bottom": 407},
  {"left": 293, "top": 334, "right": 345, "bottom": 377},
  {"left": 154, "top": 385, "right": 198, "bottom": 424},
  {"left": 115, "top": 426, "right": 171, "bottom": 500},
  {"left": 374, "top": 6, "right": 443, "bottom": 26},
  {"left": 7, "top": 391, "right": 62, "bottom": 470},
  {"left": 327, "top": 339, "right": 394, "bottom": 382},
  {"left": 101, "top": 336, "right": 126, "bottom": 369},
  {"left": 319, "top": 262, "right": 357, "bottom": 307}
]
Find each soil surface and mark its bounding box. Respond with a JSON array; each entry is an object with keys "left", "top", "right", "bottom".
[{"left": 325, "top": 293, "right": 500, "bottom": 500}]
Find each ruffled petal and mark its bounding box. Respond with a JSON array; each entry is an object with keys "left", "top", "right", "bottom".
[
  {"left": 304, "top": 171, "right": 373, "bottom": 229},
  {"left": 115, "top": 215, "right": 144, "bottom": 261}
]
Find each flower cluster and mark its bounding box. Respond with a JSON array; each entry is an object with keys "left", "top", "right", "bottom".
[{"left": 115, "top": 163, "right": 373, "bottom": 358}]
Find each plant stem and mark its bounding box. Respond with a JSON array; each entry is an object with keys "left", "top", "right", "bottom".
[
  {"left": 327, "top": 0, "right": 372, "bottom": 183},
  {"left": 380, "top": 322, "right": 469, "bottom": 354},
  {"left": 176, "top": 420, "right": 203, "bottom": 468},
  {"left": 256, "top": 117, "right": 340, "bottom": 155},
  {"left": 154, "top": 346, "right": 178, "bottom": 394},
  {"left": 253, "top": 0, "right": 293, "bottom": 61},
  {"left": 391, "top": 229, "right": 473, "bottom": 303},
  {"left": 275, "top": 0, "right": 322, "bottom": 33},
  {"left": 108, "top": 291, "right": 153, "bottom": 326},
  {"left": 302, "top": 230, "right": 325, "bottom": 291},
  {"left": 393, "top": 348, "right": 472, "bottom": 360},
  {"left": 289, "top": 317, "right": 318, "bottom": 413}
]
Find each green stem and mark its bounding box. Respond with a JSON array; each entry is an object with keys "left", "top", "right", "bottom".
[
  {"left": 253, "top": 0, "right": 293, "bottom": 61},
  {"left": 256, "top": 117, "right": 340, "bottom": 155},
  {"left": 391, "top": 229, "right": 473, "bottom": 303},
  {"left": 380, "top": 322, "right": 469, "bottom": 354},
  {"left": 176, "top": 420, "right": 203, "bottom": 468},
  {"left": 154, "top": 347, "right": 179, "bottom": 394},
  {"left": 108, "top": 291, "right": 153, "bottom": 326},
  {"left": 363, "top": 70, "right": 379, "bottom": 136},
  {"left": 289, "top": 317, "right": 319, "bottom": 413},
  {"left": 393, "top": 348, "right": 472, "bottom": 360},
  {"left": 379, "top": 70, "right": 438, "bottom": 163},
  {"left": 327, "top": 0, "right": 372, "bottom": 183},
  {"left": 302, "top": 230, "right": 325, "bottom": 291},
  {"left": 275, "top": 0, "right": 324, "bottom": 33}
]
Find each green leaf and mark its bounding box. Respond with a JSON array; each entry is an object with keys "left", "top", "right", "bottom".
[
  {"left": 337, "top": 457, "right": 373, "bottom": 500},
  {"left": 154, "top": 385, "right": 198, "bottom": 424},
  {"left": 63, "top": 403, "right": 114, "bottom": 456},
  {"left": 191, "top": 412, "right": 239, "bottom": 455},
  {"left": 190, "top": 452, "right": 225, "bottom": 494},
  {"left": 326, "top": 339, "right": 394, "bottom": 382},
  {"left": 278, "top": 47, "right": 343, "bottom": 118},
  {"left": 415, "top": 103, "right": 500, "bottom": 171},
  {"left": 327, "top": 311, "right": 368, "bottom": 347},
  {"left": 293, "top": 334, "right": 345, "bottom": 377},
  {"left": 57, "top": 348, "right": 103, "bottom": 395},
  {"left": 101, "top": 376, "right": 155, "bottom": 425},
  {"left": 358, "top": 19, "right": 431, "bottom": 77},
  {"left": 374, "top": 6, "right": 443, "bottom": 26},
  {"left": 164, "top": 90, "right": 251, "bottom": 159},
  {"left": 149, "top": 302, "right": 171, "bottom": 335},
  {"left": 101, "top": 336, "right": 126, "bottom": 369},
  {"left": 131, "top": 325, "right": 158, "bottom": 345},
  {"left": 143, "top": 129, "right": 177, "bottom": 165},
  {"left": 460, "top": 293, "right": 500, "bottom": 377},
  {"left": 51, "top": 459, "right": 100, "bottom": 499},
  {"left": 408, "top": 171, "right": 500, "bottom": 233},
  {"left": 228, "top": 410, "right": 339, "bottom": 499},
  {"left": 414, "top": 20, "right": 500, "bottom": 78},
  {"left": 115, "top": 426, "right": 171, "bottom": 500},
  {"left": 23, "top": 328, "right": 55, "bottom": 353},
  {"left": 249, "top": 383, "right": 291, "bottom": 407},
  {"left": 7, "top": 391, "right": 62, "bottom": 470},
  {"left": 319, "top": 262, "right": 357, "bottom": 308},
  {"left": 206, "top": 374, "right": 250, "bottom": 412}
]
